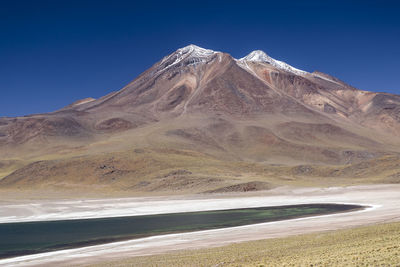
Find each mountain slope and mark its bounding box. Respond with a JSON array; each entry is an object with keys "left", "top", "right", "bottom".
[{"left": 1, "top": 44, "right": 400, "bottom": 194}]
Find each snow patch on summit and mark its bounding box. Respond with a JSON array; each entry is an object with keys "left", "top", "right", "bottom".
[
  {"left": 181, "top": 44, "right": 216, "bottom": 57},
  {"left": 239, "top": 50, "right": 307, "bottom": 75},
  {"left": 157, "top": 45, "right": 217, "bottom": 74},
  {"left": 155, "top": 45, "right": 308, "bottom": 77}
]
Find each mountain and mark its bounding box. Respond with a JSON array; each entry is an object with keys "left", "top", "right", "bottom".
[{"left": 1, "top": 44, "right": 400, "bottom": 195}]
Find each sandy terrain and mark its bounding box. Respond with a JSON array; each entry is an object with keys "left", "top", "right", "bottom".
[{"left": 0, "top": 184, "right": 399, "bottom": 267}]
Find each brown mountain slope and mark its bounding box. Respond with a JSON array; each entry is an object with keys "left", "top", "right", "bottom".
[{"left": 1, "top": 44, "right": 399, "bottom": 194}]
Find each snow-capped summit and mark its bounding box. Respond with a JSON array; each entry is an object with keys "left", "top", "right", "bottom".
[
  {"left": 241, "top": 50, "right": 270, "bottom": 62},
  {"left": 240, "top": 50, "right": 307, "bottom": 75},
  {"left": 156, "top": 45, "right": 218, "bottom": 74},
  {"left": 178, "top": 44, "right": 216, "bottom": 57},
  {"left": 157, "top": 44, "right": 307, "bottom": 77}
]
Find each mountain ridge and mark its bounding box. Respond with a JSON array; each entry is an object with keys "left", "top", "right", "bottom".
[{"left": 1, "top": 44, "right": 400, "bottom": 194}]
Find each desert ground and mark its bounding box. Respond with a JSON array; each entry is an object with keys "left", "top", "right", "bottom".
[
  {"left": 0, "top": 184, "right": 399, "bottom": 267},
  {"left": 90, "top": 221, "right": 400, "bottom": 266}
]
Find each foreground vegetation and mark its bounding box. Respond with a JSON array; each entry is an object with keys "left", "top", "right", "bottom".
[{"left": 89, "top": 222, "right": 400, "bottom": 266}]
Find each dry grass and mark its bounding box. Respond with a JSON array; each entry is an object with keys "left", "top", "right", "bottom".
[
  {"left": 2, "top": 115, "right": 400, "bottom": 194},
  {"left": 89, "top": 222, "right": 400, "bottom": 267},
  {"left": 1, "top": 115, "right": 400, "bottom": 197},
  {"left": 1, "top": 146, "right": 400, "bottom": 197}
]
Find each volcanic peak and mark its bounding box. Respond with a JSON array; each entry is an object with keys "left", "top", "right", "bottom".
[
  {"left": 240, "top": 50, "right": 308, "bottom": 75},
  {"left": 159, "top": 44, "right": 308, "bottom": 76},
  {"left": 156, "top": 44, "right": 218, "bottom": 74},
  {"left": 178, "top": 44, "right": 216, "bottom": 57}
]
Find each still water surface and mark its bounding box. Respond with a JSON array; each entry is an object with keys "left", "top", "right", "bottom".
[{"left": 0, "top": 203, "right": 363, "bottom": 258}]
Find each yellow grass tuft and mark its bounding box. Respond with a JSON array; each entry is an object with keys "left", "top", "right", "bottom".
[{"left": 88, "top": 222, "right": 400, "bottom": 267}]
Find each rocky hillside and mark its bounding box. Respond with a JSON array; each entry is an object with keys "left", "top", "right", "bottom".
[{"left": 1, "top": 45, "right": 399, "bottom": 194}]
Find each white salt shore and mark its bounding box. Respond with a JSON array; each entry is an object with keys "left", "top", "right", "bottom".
[{"left": 0, "top": 184, "right": 399, "bottom": 267}]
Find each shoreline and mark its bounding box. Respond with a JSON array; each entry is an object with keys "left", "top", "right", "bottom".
[
  {"left": 0, "top": 184, "right": 399, "bottom": 266},
  {"left": 0, "top": 184, "right": 389, "bottom": 224},
  {"left": 0, "top": 203, "right": 364, "bottom": 260}
]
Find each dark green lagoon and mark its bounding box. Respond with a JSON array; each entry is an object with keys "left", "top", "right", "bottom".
[{"left": 0, "top": 203, "right": 363, "bottom": 258}]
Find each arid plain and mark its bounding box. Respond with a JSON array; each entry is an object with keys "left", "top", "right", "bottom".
[{"left": 1, "top": 45, "right": 400, "bottom": 266}]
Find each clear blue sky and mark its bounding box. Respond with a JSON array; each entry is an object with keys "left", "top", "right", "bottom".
[{"left": 1, "top": 0, "right": 399, "bottom": 117}]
